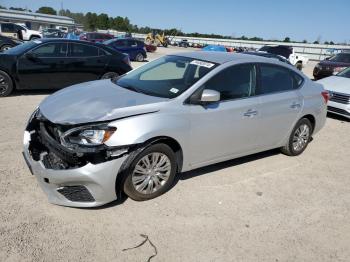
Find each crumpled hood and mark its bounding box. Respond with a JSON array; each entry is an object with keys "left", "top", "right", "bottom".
[{"left": 39, "top": 79, "right": 169, "bottom": 125}]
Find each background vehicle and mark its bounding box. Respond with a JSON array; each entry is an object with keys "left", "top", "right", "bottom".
[
  {"left": 80, "top": 32, "right": 114, "bottom": 43},
  {"left": 0, "top": 35, "right": 22, "bottom": 51},
  {"left": 0, "top": 39, "right": 132, "bottom": 96},
  {"left": 0, "top": 23, "right": 42, "bottom": 41},
  {"left": 144, "top": 43, "right": 157, "bottom": 52},
  {"left": 103, "top": 38, "right": 147, "bottom": 62},
  {"left": 178, "top": 39, "right": 189, "bottom": 48},
  {"left": 243, "top": 51, "right": 292, "bottom": 65},
  {"left": 317, "top": 67, "right": 350, "bottom": 118},
  {"left": 313, "top": 52, "right": 350, "bottom": 80},
  {"left": 41, "top": 28, "right": 65, "bottom": 38},
  {"left": 23, "top": 52, "right": 327, "bottom": 207},
  {"left": 259, "top": 45, "right": 308, "bottom": 70},
  {"left": 145, "top": 31, "right": 169, "bottom": 47},
  {"left": 202, "top": 45, "right": 227, "bottom": 52}
]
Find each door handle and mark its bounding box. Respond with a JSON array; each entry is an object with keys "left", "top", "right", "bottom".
[
  {"left": 290, "top": 102, "right": 301, "bottom": 109},
  {"left": 243, "top": 109, "right": 258, "bottom": 117}
]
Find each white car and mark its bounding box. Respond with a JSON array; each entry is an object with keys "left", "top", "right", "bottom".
[
  {"left": 317, "top": 67, "right": 350, "bottom": 119},
  {"left": 0, "top": 23, "right": 42, "bottom": 41},
  {"left": 259, "top": 45, "right": 309, "bottom": 70}
]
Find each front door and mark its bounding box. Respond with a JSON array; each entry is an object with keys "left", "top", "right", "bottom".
[
  {"left": 189, "top": 63, "right": 261, "bottom": 167},
  {"left": 17, "top": 42, "right": 69, "bottom": 89}
]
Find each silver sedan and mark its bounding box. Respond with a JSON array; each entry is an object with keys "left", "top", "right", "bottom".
[{"left": 23, "top": 52, "right": 328, "bottom": 207}]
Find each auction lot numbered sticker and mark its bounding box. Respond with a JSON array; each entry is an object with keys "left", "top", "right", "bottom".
[{"left": 190, "top": 60, "right": 215, "bottom": 68}]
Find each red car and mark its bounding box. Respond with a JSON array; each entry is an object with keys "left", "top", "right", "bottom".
[
  {"left": 80, "top": 32, "right": 114, "bottom": 43},
  {"left": 144, "top": 43, "right": 157, "bottom": 52}
]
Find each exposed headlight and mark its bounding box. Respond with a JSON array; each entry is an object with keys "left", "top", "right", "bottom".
[{"left": 61, "top": 125, "right": 117, "bottom": 147}]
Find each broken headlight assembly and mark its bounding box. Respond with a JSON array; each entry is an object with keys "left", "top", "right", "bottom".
[{"left": 60, "top": 124, "right": 117, "bottom": 148}]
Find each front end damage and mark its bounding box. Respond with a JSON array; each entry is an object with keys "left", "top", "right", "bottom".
[{"left": 23, "top": 109, "right": 131, "bottom": 207}]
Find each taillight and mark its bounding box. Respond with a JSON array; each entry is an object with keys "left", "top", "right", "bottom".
[
  {"left": 321, "top": 91, "right": 330, "bottom": 104},
  {"left": 123, "top": 55, "right": 131, "bottom": 66}
]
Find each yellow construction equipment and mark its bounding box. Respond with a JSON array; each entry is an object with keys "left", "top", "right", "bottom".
[{"left": 145, "top": 31, "right": 169, "bottom": 47}]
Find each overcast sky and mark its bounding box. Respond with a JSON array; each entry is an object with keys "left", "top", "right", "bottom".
[{"left": 1, "top": 0, "right": 349, "bottom": 43}]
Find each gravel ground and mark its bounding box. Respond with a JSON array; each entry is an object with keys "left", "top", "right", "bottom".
[{"left": 0, "top": 47, "right": 349, "bottom": 262}]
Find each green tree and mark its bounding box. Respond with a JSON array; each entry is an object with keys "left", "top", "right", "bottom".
[
  {"left": 96, "top": 13, "right": 109, "bottom": 29},
  {"left": 0, "top": 5, "right": 7, "bottom": 9},
  {"left": 313, "top": 41, "right": 319, "bottom": 44},
  {"left": 324, "top": 41, "right": 329, "bottom": 45},
  {"left": 329, "top": 41, "right": 334, "bottom": 45},
  {"left": 36, "top": 6, "right": 57, "bottom": 15},
  {"left": 302, "top": 39, "right": 308, "bottom": 43},
  {"left": 283, "top": 37, "right": 291, "bottom": 42},
  {"left": 10, "top": 7, "right": 30, "bottom": 12},
  {"left": 86, "top": 12, "right": 98, "bottom": 30}
]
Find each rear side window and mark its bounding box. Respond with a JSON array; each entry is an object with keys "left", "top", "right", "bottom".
[
  {"left": 114, "top": 40, "right": 127, "bottom": 47},
  {"left": 127, "top": 40, "right": 138, "bottom": 47},
  {"left": 71, "top": 43, "right": 98, "bottom": 57},
  {"left": 257, "top": 64, "right": 299, "bottom": 95},
  {"left": 203, "top": 64, "right": 257, "bottom": 101}
]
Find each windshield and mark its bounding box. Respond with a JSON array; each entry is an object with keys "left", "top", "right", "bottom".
[
  {"left": 329, "top": 53, "right": 350, "bottom": 63},
  {"left": 115, "top": 55, "right": 217, "bottom": 98},
  {"left": 3, "top": 40, "right": 39, "bottom": 55},
  {"left": 337, "top": 67, "right": 350, "bottom": 78}
]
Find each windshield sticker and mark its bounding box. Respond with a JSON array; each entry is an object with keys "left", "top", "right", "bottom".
[
  {"left": 33, "top": 40, "right": 42, "bottom": 44},
  {"left": 190, "top": 60, "right": 215, "bottom": 68},
  {"left": 170, "top": 88, "right": 179, "bottom": 94}
]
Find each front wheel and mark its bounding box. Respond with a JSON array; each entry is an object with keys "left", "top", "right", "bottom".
[
  {"left": 123, "top": 143, "right": 177, "bottom": 201},
  {"left": 281, "top": 118, "right": 312, "bottom": 156},
  {"left": 296, "top": 62, "right": 303, "bottom": 71}
]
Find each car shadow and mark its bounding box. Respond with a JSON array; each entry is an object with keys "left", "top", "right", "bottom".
[
  {"left": 10, "top": 89, "right": 56, "bottom": 96},
  {"left": 86, "top": 149, "right": 281, "bottom": 210}
]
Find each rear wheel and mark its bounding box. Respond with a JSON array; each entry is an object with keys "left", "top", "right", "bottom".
[
  {"left": 0, "top": 70, "right": 14, "bottom": 97},
  {"left": 101, "top": 72, "right": 119, "bottom": 81},
  {"left": 135, "top": 53, "right": 144, "bottom": 62},
  {"left": 296, "top": 62, "right": 303, "bottom": 71},
  {"left": 281, "top": 118, "right": 312, "bottom": 156},
  {"left": 30, "top": 36, "right": 40, "bottom": 40},
  {"left": 123, "top": 143, "right": 177, "bottom": 201},
  {"left": 0, "top": 44, "right": 12, "bottom": 52}
]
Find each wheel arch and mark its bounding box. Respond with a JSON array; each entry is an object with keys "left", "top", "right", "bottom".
[{"left": 301, "top": 114, "right": 316, "bottom": 132}]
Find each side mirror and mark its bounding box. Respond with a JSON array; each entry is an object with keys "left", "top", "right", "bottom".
[{"left": 200, "top": 89, "right": 220, "bottom": 103}]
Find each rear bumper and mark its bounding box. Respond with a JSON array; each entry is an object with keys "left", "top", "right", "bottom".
[{"left": 23, "top": 131, "right": 128, "bottom": 207}]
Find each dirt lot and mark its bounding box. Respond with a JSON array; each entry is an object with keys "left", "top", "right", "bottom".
[{"left": 0, "top": 47, "right": 349, "bottom": 262}]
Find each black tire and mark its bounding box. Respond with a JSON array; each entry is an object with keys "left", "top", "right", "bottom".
[
  {"left": 30, "top": 36, "right": 40, "bottom": 40},
  {"left": 135, "top": 53, "right": 144, "bottom": 62},
  {"left": 0, "top": 44, "right": 13, "bottom": 52},
  {"left": 0, "top": 70, "right": 14, "bottom": 97},
  {"left": 123, "top": 143, "right": 177, "bottom": 201},
  {"left": 281, "top": 118, "right": 313, "bottom": 156},
  {"left": 101, "top": 72, "right": 119, "bottom": 81},
  {"left": 296, "top": 62, "right": 303, "bottom": 71}
]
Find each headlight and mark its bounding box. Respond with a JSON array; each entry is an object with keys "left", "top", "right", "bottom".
[{"left": 61, "top": 125, "right": 117, "bottom": 147}]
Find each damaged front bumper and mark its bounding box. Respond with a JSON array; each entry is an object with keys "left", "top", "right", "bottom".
[{"left": 23, "top": 111, "right": 130, "bottom": 207}]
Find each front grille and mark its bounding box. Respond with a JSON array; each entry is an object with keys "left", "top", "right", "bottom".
[
  {"left": 328, "top": 106, "right": 350, "bottom": 116},
  {"left": 57, "top": 186, "right": 95, "bottom": 202},
  {"left": 329, "top": 92, "right": 350, "bottom": 104}
]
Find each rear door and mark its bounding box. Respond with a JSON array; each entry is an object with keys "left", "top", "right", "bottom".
[
  {"left": 256, "top": 63, "right": 304, "bottom": 148},
  {"left": 17, "top": 42, "right": 69, "bottom": 89},
  {"left": 65, "top": 42, "right": 107, "bottom": 84}
]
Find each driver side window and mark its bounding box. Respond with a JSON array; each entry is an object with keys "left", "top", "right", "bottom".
[
  {"left": 203, "top": 64, "right": 257, "bottom": 101},
  {"left": 31, "top": 43, "right": 68, "bottom": 57}
]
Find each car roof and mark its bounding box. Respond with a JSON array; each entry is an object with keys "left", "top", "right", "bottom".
[{"left": 173, "top": 51, "right": 287, "bottom": 65}]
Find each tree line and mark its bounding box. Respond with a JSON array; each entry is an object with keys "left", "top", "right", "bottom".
[{"left": 0, "top": 5, "right": 341, "bottom": 44}]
